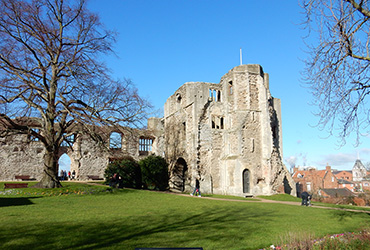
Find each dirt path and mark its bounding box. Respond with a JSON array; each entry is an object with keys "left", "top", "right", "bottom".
[
  {"left": 82, "top": 182, "right": 370, "bottom": 214},
  {"left": 170, "top": 192, "right": 370, "bottom": 214}
]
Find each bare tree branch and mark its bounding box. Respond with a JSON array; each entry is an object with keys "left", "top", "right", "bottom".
[
  {"left": 0, "top": 0, "right": 151, "bottom": 188},
  {"left": 301, "top": 0, "right": 370, "bottom": 146}
]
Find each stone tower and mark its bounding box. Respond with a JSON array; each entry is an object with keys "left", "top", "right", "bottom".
[{"left": 163, "top": 64, "right": 295, "bottom": 196}]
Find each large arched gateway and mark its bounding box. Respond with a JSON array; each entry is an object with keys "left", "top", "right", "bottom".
[{"left": 170, "top": 158, "right": 189, "bottom": 192}]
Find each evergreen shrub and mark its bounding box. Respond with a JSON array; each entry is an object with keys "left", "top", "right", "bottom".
[
  {"left": 104, "top": 156, "right": 142, "bottom": 189},
  {"left": 139, "top": 155, "right": 169, "bottom": 191}
]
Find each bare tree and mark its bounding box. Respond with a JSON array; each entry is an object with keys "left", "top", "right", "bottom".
[
  {"left": 0, "top": 0, "right": 151, "bottom": 188},
  {"left": 302, "top": 0, "right": 370, "bottom": 145}
]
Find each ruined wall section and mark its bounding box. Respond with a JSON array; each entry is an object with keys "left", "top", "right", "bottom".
[
  {"left": 206, "top": 64, "right": 295, "bottom": 196},
  {"left": 74, "top": 133, "right": 109, "bottom": 179},
  {"left": 267, "top": 97, "right": 296, "bottom": 195},
  {"left": 147, "top": 117, "right": 165, "bottom": 157},
  {"left": 0, "top": 134, "right": 44, "bottom": 180},
  {"left": 0, "top": 122, "right": 163, "bottom": 182},
  {"left": 164, "top": 84, "right": 189, "bottom": 163},
  {"left": 216, "top": 65, "right": 267, "bottom": 195},
  {"left": 164, "top": 81, "right": 217, "bottom": 193}
]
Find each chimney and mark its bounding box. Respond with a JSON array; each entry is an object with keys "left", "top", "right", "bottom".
[{"left": 326, "top": 165, "right": 331, "bottom": 172}]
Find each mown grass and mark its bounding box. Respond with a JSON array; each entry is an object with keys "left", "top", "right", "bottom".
[
  {"left": 1, "top": 183, "right": 370, "bottom": 250},
  {"left": 258, "top": 194, "right": 301, "bottom": 202},
  {"left": 0, "top": 181, "right": 110, "bottom": 197},
  {"left": 259, "top": 193, "right": 370, "bottom": 212}
]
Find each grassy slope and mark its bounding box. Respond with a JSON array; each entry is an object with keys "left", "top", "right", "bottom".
[{"left": 1, "top": 186, "right": 369, "bottom": 250}]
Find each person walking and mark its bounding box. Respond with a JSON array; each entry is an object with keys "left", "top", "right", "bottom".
[
  {"left": 191, "top": 178, "right": 201, "bottom": 197},
  {"left": 301, "top": 191, "right": 311, "bottom": 206}
]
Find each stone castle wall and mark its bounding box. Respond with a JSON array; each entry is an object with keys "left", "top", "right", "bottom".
[
  {"left": 0, "top": 64, "right": 296, "bottom": 197},
  {"left": 163, "top": 64, "right": 295, "bottom": 196}
]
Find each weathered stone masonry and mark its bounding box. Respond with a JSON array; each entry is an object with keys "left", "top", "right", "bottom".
[
  {"left": 0, "top": 64, "right": 295, "bottom": 196},
  {"left": 164, "top": 64, "right": 295, "bottom": 196}
]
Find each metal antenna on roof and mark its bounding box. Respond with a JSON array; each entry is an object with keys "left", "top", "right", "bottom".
[{"left": 240, "top": 48, "right": 243, "bottom": 65}]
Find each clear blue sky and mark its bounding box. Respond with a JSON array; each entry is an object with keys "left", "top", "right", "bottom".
[{"left": 80, "top": 0, "right": 370, "bottom": 171}]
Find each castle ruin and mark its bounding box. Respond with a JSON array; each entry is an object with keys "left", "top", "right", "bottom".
[{"left": 0, "top": 64, "right": 295, "bottom": 196}]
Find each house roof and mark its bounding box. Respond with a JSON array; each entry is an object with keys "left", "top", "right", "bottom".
[
  {"left": 353, "top": 159, "right": 366, "bottom": 171},
  {"left": 321, "top": 188, "right": 353, "bottom": 197},
  {"left": 316, "top": 170, "right": 327, "bottom": 179},
  {"left": 337, "top": 179, "right": 353, "bottom": 184},
  {"left": 292, "top": 168, "right": 333, "bottom": 180},
  {"left": 333, "top": 170, "right": 352, "bottom": 175}
]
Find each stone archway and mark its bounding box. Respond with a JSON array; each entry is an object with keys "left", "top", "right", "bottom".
[
  {"left": 58, "top": 152, "right": 71, "bottom": 180},
  {"left": 57, "top": 147, "right": 79, "bottom": 180},
  {"left": 242, "top": 169, "right": 250, "bottom": 193},
  {"left": 171, "top": 158, "right": 188, "bottom": 192}
]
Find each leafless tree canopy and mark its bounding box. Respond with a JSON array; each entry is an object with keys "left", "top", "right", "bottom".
[
  {"left": 0, "top": 0, "right": 151, "bottom": 187},
  {"left": 302, "top": 0, "right": 370, "bottom": 145}
]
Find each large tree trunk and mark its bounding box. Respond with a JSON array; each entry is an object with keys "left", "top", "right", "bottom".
[{"left": 33, "top": 148, "right": 62, "bottom": 188}]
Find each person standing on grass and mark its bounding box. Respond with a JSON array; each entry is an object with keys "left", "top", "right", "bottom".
[
  {"left": 111, "top": 173, "right": 119, "bottom": 188},
  {"left": 191, "top": 178, "right": 201, "bottom": 197},
  {"left": 301, "top": 191, "right": 311, "bottom": 206}
]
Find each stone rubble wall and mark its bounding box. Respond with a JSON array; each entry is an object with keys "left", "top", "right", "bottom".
[
  {"left": 0, "top": 64, "right": 296, "bottom": 197},
  {"left": 164, "top": 64, "right": 296, "bottom": 196},
  {"left": 0, "top": 134, "right": 44, "bottom": 181}
]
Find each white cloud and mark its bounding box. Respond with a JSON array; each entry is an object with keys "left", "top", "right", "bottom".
[
  {"left": 316, "top": 152, "right": 357, "bottom": 169},
  {"left": 284, "top": 156, "right": 297, "bottom": 167}
]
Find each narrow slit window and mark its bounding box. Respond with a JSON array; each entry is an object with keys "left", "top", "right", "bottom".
[{"left": 229, "top": 81, "right": 233, "bottom": 95}]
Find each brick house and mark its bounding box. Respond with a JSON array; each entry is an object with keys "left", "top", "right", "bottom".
[
  {"left": 333, "top": 170, "right": 353, "bottom": 181},
  {"left": 292, "top": 165, "right": 338, "bottom": 196},
  {"left": 337, "top": 179, "right": 355, "bottom": 192}
]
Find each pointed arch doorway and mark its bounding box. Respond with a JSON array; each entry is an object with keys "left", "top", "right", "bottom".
[
  {"left": 58, "top": 153, "right": 71, "bottom": 180},
  {"left": 171, "top": 158, "right": 188, "bottom": 192},
  {"left": 242, "top": 169, "right": 250, "bottom": 193}
]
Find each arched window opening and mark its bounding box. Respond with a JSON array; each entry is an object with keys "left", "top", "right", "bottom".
[
  {"left": 109, "top": 132, "right": 122, "bottom": 149},
  {"left": 176, "top": 93, "right": 182, "bottom": 102},
  {"left": 211, "top": 115, "right": 225, "bottom": 130},
  {"left": 61, "top": 133, "right": 75, "bottom": 147}
]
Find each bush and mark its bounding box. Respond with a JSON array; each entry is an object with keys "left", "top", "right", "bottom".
[
  {"left": 104, "top": 156, "right": 142, "bottom": 189},
  {"left": 139, "top": 155, "right": 169, "bottom": 191}
]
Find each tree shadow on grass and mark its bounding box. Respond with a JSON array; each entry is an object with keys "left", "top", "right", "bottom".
[
  {"left": 0, "top": 206, "right": 276, "bottom": 250},
  {"left": 0, "top": 197, "right": 40, "bottom": 207}
]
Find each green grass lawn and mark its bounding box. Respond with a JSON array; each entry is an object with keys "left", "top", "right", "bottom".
[{"left": 1, "top": 183, "right": 370, "bottom": 250}]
